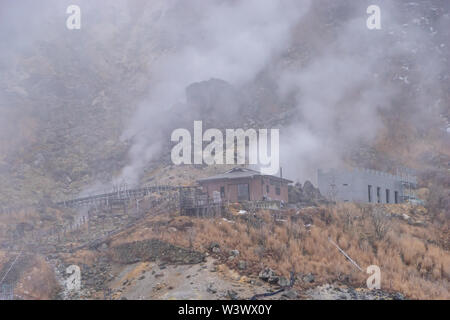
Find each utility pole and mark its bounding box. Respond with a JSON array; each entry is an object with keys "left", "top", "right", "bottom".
[{"left": 327, "top": 172, "right": 338, "bottom": 203}]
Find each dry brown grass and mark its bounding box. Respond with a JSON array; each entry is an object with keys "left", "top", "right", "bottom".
[
  {"left": 0, "top": 253, "right": 60, "bottom": 300},
  {"left": 15, "top": 255, "right": 60, "bottom": 300},
  {"left": 60, "top": 249, "right": 98, "bottom": 266},
  {"left": 0, "top": 206, "right": 66, "bottom": 241},
  {"left": 111, "top": 203, "right": 449, "bottom": 299}
]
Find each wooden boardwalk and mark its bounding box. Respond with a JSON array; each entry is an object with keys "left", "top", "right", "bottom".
[{"left": 57, "top": 185, "right": 182, "bottom": 208}]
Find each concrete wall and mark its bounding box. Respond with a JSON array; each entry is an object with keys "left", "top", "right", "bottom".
[{"left": 317, "top": 168, "right": 416, "bottom": 204}]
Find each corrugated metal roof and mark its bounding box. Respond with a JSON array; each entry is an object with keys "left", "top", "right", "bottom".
[{"left": 197, "top": 167, "right": 293, "bottom": 183}]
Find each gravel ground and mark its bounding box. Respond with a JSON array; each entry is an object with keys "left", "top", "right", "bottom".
[{"left": 107, "top": 257, "right": 277, "bottom": 300}]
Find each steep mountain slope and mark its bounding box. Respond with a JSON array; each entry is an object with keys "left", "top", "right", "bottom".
[{"left": 0, "top": 0, "right": 448, "bottom": 216}]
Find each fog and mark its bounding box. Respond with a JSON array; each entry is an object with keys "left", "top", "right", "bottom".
[
  {"left": 0, "top": 0, "right": 448, "bottom": 192},
  {"left": 118, "top": 0, "right": 311, "bottom": 184},
  {"left": 119, "top": 0, "right": 448, "bottom": 184}
]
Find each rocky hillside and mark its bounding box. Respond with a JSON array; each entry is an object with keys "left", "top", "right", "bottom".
[
  {"left": 0, "top": 0, "right": 448, "bottom": 300},
  {"left": 0, "top": 0, "right": 448, "bottom": 210},
  {"left": 1, "top": 202, "right": 447, "bottom": 300}
]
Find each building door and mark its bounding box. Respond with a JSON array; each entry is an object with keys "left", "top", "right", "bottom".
[{"left": 237, "top": 184, "right": 250, "bottom": 202}]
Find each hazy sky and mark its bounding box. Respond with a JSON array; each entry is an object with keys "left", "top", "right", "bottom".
[{"left": 0, "top": 1, "right": 448, "bottom": 189}]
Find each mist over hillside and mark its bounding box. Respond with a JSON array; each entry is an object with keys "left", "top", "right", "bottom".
[
  {"left": 0, "top": 0, "right": 448, "bottom": 207},
  {"left": 0, "top": 0, "right": 449, "bottom": 303}
]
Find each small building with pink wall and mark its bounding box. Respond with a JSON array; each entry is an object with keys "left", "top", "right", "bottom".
[{"left": 197, "top": 167, "right": 292, "bottom": 203}]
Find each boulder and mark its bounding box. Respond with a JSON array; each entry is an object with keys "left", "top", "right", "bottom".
[
  {"left": 393, "top": 292, "right": 405, "bottom": 300},
  {"left": 278, "top": 276, "right": 290, "bottom": 287},
  {"left": 238, "top": 260, "right": 247, "bottom": 270},
  {"left": 207, "top": 283, "right": 217, "bottom": 294},
  {"left": 288, "top": 181, "right": 325, "bottom": 205},
  {"left": 259, "top": 268, "right": 279, "bottom": 284},
  {"left": 209, "top": 242, "right": 220, "bottom": 251},
  {"left": 227, "top": 289, "right": 239, "bottom": 300},
  {"left": 230, "top": 249, "right": 240, "bottom": 257},
  {"left": 282, "top": 290, "right": 298, "bottom": 299},
  {"left": 303, "top": 180, "right": 322, "bottom": 199},
  {"left": 302, "top": 273, "right": 315, "bottom": 283}
]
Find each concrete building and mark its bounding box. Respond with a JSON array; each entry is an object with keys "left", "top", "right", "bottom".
[
  {"left": 197, "top": 167, "right": 292, "bottom": 203},
  {"left": 317, "top": 168, "right": 417, "bottom": 204}
]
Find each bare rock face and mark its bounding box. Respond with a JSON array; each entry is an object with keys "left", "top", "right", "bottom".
[
  {"left": 306, "top": 284, "right": 406, "bottom": 300},
  {"left": 288, "top": 181, "right": 326, "bottom": 205},
  {"left": 303, "top": 181, "right": 322, "bottom": 200},
  {"left": 110, "top": 239, "right": 205, "bottom": 265},
  {"left": 288, "top": 182, "right": 305, "bottom": 204},
  {"left": 185, "top": 78, "right": 248, "bottom": 127}
]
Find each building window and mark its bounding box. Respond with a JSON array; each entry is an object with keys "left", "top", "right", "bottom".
[
  {"left": 266, "top": 185, "right": 269, "bottom": 193},
  {"left": 237, "top": 184, "right": 250, "bottom": 201},
  {"left": 220, "top": 186, "right": 225, "bottom": 198},
  {"left": 377, "top": 187, "right": 381, "bottom": 203},
  {"left": 368, "top": 185, "right": 372, "bottom": 203},
  {"left": 394, "top": 191, "right": 399, "bottom": 204},
  {"left": 275, "top": 186, "right": 281, "bottom": 196},
  {"left": 386, "top": 189, "right": 390, "bottom": 203}
]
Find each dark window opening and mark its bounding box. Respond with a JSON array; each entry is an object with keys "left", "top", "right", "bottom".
[
  {"left": 386, "top": 189, "right": 390, "bottom": 203},
  {"left": 237, "top": 184, "right": 250, "bottom": 202},
  {"left": 368, "top": 185, "right": 372, "bottom": 202},
  {"left": 377, "top": 187, "right": 381, "bottom": 203},
  {"left": 266, "top": 185, "right": 269, "bottom": 193},
  {"left": 394, "top": 191, "right": 399, "bottom": 204},
  {"left": 275, "top": 186, "right": 281, "bottom": 196},
  {"left": 343, "top": 183, "right": 348, "bottom": 186},
  {"left": 220, "top": 186, "right": 225, "bottom": 198}
]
